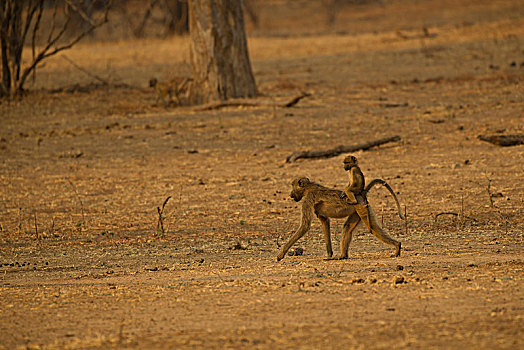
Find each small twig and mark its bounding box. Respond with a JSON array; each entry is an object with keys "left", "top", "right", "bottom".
[
  {"left": 484, "top": 175, "right": 495, "bottom": 208},
  {"left": 156, "top": 196, "right": 172, "bottom": 236},
  {"left": 404, "top": 205, "right": 408, "bottom": 236},
  {"left": 434, "top": 212, "right": 459, "bottom": 221},
  {"left": 460, "top": 192, "right": 464, "bottom": 218},
  {"left": 459, "top": 192, "right": 465, "bottom": 229},
  {"left": 380, "top": 102, "right": 408, "bottom": 108},
  {"left": 66, "top": 178, "right": 86, "bottom": 229},
  {"left": 48, "top": 216, "right": 55, "bottom": 237},
  {"left": 33, "top": 211, "right": 39, "bottom": 240},
  {"left": 283, "top": 92, "right": 310, "bottom": 107},
  {"left": 17, "top": 207, "right": 23, "bottom": 235}
]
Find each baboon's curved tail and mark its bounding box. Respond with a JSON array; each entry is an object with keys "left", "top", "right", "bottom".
[{"left": 364, "top": 179, "right": 406, "bottom": 220}]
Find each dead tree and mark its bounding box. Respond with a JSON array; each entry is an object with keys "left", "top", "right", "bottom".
[
  {"left": 188, "top": 0, "right": 257, "bottom": 104},
  {"left": 0, "top": 0, "right": 110, "bottom": 98}
]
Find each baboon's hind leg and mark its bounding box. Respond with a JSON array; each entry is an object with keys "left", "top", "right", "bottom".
[
  {"left": 338, "top": 212, "right": 361, "bottom": 259},
  {"left": 367, "top": 207, "right": 401, "bottom": 257},
  {"left": 318, "top": 216, "right": 333, "bottom": 258}
]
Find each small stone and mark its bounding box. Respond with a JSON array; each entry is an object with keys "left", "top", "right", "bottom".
[
  {"left": 394, "top": 276, "right": 405, "bottom": 284},
  {"left": 396, "top": 265, "right": 404, "bottom": 271},
  {"left": 232, "top": 242, "right": 245, "bottom": 250}
]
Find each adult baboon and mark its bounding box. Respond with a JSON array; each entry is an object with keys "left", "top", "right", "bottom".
[{"left": 277, "top": 177, "right": 403, "bottom": 261}]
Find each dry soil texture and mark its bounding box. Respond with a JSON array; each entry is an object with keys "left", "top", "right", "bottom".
[{"left": 0, "top": 0, "right": 523, "bottom": 349}]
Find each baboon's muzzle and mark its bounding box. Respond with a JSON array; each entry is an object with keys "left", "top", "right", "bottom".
[{"left": 290, "top": 192, "right": 300, "bottom": 202}]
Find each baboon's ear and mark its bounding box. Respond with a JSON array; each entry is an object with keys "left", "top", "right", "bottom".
[{"left": 298, "top": 177, "right": 310, "bottom": 187}]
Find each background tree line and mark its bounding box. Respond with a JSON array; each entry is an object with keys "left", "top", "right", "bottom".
[{"left": 1, "top": 0, "right": 374, "bottom": 100}]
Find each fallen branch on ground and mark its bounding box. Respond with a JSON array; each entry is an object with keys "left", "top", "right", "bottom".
[
  {"left": 286, "top": 135, "right": 401, "bottom": 163},
  {"left": 478, "top": 134, "right": 524, "bottom": 147},
  {"left": 194, "top": 92, "right": 310, "bottom": 111}
]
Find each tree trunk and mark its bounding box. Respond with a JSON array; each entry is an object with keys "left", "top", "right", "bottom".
[
  {"left": 0, "top": 0, "right": 24, "bottom": 97},
  {"left": 188, "top": 0, "right": 257, "bottom": 104}
]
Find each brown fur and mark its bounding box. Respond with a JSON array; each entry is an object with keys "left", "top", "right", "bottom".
[
  {"left": 149, "top": 77, "right": 192, "bottom": 107},
  {"left": 277, "top": 177, "right": 401, "bottom": 261},
  {"left": 343, "top": 155, "right": 365, "bottom": 202}
]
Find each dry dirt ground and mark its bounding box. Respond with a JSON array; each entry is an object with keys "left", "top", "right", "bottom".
[{"left": 1, "top": 0, "right": 523, "bottom": 349}]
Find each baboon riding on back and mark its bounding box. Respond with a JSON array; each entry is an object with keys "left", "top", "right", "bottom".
[{"left": 277, "top": 155, "right": 404, "bottom": 261}]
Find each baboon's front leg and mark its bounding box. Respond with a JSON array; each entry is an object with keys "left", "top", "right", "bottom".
[
  {"left": 318, "top": 216, "right": 333, "bottom": 258},
  {"left": 277, "top": 221, "right": 311, "bottom": 261},
  {"left": 338, "top": 212, "right": 360, "bottom": 259}
]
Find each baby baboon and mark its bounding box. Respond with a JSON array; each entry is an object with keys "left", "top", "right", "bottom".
[
  {"left": 341, "top": 154, "right": 405, "bottom": 223},
  {"left": 342, "top": 155, "right": 365, "bottom": 204},
  {"left": 149, "top": 77, "right": 192, "bottom": 107},
  {"left": 276, "top": 177, "right": 402, "bottom": 261}
]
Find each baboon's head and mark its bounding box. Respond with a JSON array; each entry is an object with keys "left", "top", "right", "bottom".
[
  {"left": 290, "top": 177, "right": 310, "bottom": 202},
  {"left": 149, "top": 78, "right": 158, "bottom": 88},
  {"left": 343, "top": 155, "right": 358, "bottom": 171}
]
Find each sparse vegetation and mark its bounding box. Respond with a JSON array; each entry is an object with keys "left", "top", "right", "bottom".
[{"left": 0, "top": 0, "right": 523, "bottom": 348}]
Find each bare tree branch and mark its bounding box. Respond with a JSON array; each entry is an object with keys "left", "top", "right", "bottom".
[
  {"left": 1, "top": 0, "right": 112, "bottom": 97},
  {"left": 134, "top": 0, "right": 160, "bottom": 38},
  {"left": 61, "top": 55, "right": 110, "bottom": 85},
  {"left": 16, "top": 1, "right": 112, "bottom": 94}
]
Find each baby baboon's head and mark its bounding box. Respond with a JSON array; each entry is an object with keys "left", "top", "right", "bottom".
[
  {"left": 149, "top": 78, "right": 158, "bottom": 88},
  {"left": 290, "top": 177, "right": 310, "bottom": 202},
  {"left": 343, "top": 155, "right": 358, "bottom": 171}
]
